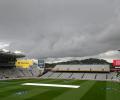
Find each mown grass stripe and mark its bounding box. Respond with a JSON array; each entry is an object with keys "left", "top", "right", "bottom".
[
  {"left": 24, "top": 80, "right": 87, "bottom": 100},
  {"left": 0, "top": 79, "right": 62, "bottom": 100},
  {"left": 106, "top": 81, "right": 120, "bottom": 100},
  {"left": 0, "top": 79, "right": 62, "bottom": 96},
  {"left": 80, "top": 81, "right": 107, "bottom": 100},
  {"left": 0, "top": 84, "right": 40, "bottom": 99},
  {"left": 0, "top": 79, "right": 77, "bottom": 100},
  {"left": 26, "top": 87, "right": 70, "bottom": 100},
  {"left": 1, "top": 88, "right": 49, "bottom": 100},
  {"left": 1, "top": 79, "right": 120, "bottom": 100},
  {"left": 54, "top": 80, "right": 95, "bottom": 100}
]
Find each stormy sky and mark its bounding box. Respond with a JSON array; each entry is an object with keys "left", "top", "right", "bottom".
[{"left": 0, "top": 0, "right": 120, "bottom": 58}]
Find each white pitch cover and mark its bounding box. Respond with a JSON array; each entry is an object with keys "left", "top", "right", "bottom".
[{"left": 22, "top": 83, "right": 80, "bottom": 88}]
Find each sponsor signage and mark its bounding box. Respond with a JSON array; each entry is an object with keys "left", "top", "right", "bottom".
[
  {"left": 111, "top": 68, "right": 120, "bottom": 72},
  {"left": 16, "top": 60, "right": 33, "bottom": 68},
  {"left": 113, "top": 60, "right": 120, "bottom": 67}
]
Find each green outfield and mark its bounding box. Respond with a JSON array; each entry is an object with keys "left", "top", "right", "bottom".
[{"left": 0, "top": 79, "right": 120, "bottom": 100}]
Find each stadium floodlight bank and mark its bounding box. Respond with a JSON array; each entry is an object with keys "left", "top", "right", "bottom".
[{"left": 52, "top": 64, "right": 110, "bottom": 72}]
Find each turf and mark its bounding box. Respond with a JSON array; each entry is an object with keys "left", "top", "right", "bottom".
[{"left": 0, "top": 79, "right": 119, "bottom": 100}]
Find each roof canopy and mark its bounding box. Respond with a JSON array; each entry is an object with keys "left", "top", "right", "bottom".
[{"left": 0, "top": 49, "right": 25, "bottom": 59}]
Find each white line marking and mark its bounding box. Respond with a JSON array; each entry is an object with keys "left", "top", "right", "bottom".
[{"left": 22, "top": 83, "right": 80, "bottom": 88}]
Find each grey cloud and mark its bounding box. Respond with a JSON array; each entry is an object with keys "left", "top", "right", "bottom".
[{"left": 0, "top": 0, "right": 120, "bottom": 58}]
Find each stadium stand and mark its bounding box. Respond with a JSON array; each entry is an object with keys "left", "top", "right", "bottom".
[
  {"left": 0, "top": 49, "right": 45, "bottom": 79},
  {"left": 96, "top": 73, "right": 107, "bottom": 80},
  {"left": 48, "top": 72, "right": 61, "bottom": 79},
  {"left": 41, "top": 71, "right": 118, "bottom": 81},
  {"left": 40, "top": 64, "right": 119, "bottom": 81},
  {"left": 58, "top": 73, "right": 72, "bottom": 79},
  {"left": 82, "top": 73, "right": 96, "bottom": 80},
  {"left": 70, "top": 73, "right": 84, "bottom": 79},
  {"left": 0, "top": 49, "right": 118, "bottom": 82},
  {"left": 40, "top": 71, "right": 53, "bottom": 79},
  {"left": 52, "top": 64, "right": 110, "bottom": 72},
  {"left": 0, "top": 66, "right": 41, "bottom": 79}
]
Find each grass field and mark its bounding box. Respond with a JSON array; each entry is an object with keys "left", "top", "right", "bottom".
[{"left": 0, "top": 79, "right": 120, "bottom": 100}]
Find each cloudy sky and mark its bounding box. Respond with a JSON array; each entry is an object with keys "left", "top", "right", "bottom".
[{"left": 0, "top": 0, "right": 120, "bottom": 58}]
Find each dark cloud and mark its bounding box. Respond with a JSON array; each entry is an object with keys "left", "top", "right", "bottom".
[{"left": 0, "top": 0, "right": 120, "bottom": 58}]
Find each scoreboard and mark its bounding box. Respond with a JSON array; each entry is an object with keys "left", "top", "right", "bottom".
[{"left": 38, "top": 59, "right": 45, "bottom": 68}]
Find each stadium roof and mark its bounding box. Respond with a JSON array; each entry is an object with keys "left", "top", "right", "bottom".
[{"left": 0, "top": 49, "right": 25, "bottom": 58}]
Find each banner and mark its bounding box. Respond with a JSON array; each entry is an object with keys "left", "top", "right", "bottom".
[{"left": 15, "top": 60, "right": 33, "bottom": 68}]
